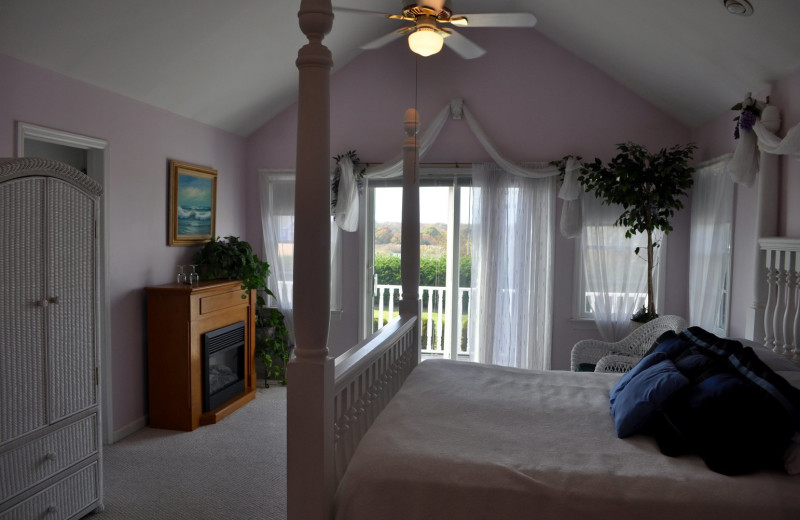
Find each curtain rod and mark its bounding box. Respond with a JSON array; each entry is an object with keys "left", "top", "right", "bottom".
[{"left": 362, "top": 161, "right": 471, "bottom": 168}]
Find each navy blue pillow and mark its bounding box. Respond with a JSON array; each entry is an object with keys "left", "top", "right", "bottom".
[
  {"left": 610, "top": 352, "right": 667, "bottom": 404},
  {"left": 610, "top": 358, "right": 689, "bottom": 438}
]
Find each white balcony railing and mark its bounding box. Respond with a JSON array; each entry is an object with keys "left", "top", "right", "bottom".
[{"left": 374, "top": 284, "right": 471, "bottom": 357}]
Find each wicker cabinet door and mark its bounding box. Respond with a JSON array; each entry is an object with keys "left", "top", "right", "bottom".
[
  {"left": 0, "top": 178, "right": 48, "bottom": 444},
  {"left": 45, "top": 178, "right": 97, "bottom": 424}
]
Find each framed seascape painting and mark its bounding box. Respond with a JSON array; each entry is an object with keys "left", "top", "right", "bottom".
[{"left": 168, "top": 160, "right": 217, "bottom": 246}]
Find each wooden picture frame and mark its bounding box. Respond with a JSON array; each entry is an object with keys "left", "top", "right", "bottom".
[{"left": 168, "top": 160, "right": 217, "bottom": 246}]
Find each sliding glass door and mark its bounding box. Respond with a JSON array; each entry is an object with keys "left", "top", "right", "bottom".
[{"left": 363, "top": 175, "right": 472, "bottom": 360}]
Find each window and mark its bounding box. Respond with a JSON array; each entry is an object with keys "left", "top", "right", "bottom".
[
  {"left": 258, "top": 171, "right": 342, "bottom": 316},
  {"left": 689, "top": 159, "right": 733, "bottom": 335},
  {"left": 362, "top": 172, "right": 473, "bottom": 360},
  {"left": 574, "top": 194, "right": 664, "bottom": 338},
  {"left": 575, "top": 228, "right": 663, "bottom": 319}
]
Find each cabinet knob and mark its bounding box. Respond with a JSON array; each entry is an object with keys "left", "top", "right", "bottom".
[
  {"left": 35, "top": 296, "right": 59, "bottom": 307},
  {"left": 45, "top": 452, "right": 57, "bottom": 461},
  {"left": 47, "top": 506, "right": 58, "bottom": 514}
]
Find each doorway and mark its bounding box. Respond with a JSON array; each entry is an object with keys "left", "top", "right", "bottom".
[
  {"left": 16, "top": 122, "right": 112, "bottom": 444},
  {"left": 362, "top": 175, "right": 473, "bottom": 361}
]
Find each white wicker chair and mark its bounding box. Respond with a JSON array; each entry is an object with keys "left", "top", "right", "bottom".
[{"left": 570, "top": 315, "right": 688, "bottom": 373}]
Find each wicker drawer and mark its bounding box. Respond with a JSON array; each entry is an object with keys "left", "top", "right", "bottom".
[
  {"left": 0, "top": 462, "right": 99, "bottom": 520},
  {"left": 0, "top": 415, "right": 98, "bottom": 502}
]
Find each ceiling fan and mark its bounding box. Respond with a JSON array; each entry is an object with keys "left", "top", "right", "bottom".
[{"left": 334, "top": 1, "right": 537, "bottom": 59}]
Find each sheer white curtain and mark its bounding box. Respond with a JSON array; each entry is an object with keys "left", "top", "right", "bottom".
[
  {"left": 689, "top": 157, "right": 734, "bottom": 334},
  {"left": 582, "top": 194, "right": 660, "bottom": 341},
  {"left": 258, "top": 171, "right": 342, "bottom": 345},
  {"left": 468, "top": 163, "right": 555, "bottom": 370}
]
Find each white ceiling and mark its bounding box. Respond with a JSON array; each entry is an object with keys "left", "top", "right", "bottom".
[{"left": 2, "top": 0, "right": 799, "bottom": 136}]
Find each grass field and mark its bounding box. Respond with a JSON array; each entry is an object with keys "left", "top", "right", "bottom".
[{"left": 372, "top": 310, "right": 469, "bottom": 351}]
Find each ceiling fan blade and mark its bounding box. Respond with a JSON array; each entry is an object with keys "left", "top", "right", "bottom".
[
  {"left": 443, "top": 30, "right": 486, "bottom": 60},
  {"left": 458, "top": 12, "right": 537, "bottom": 28},
  {"left": 361, "top": 30, "right": 405, "bottom": 50}
]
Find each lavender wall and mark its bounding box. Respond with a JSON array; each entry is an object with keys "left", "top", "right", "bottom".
[
  {"left": 247, "top": 28, "right": 692, "bottom": 370},
  {"left": 1, "top": 53, "right": 248, "bottom": 437},
  {"left": 770, "top": 69, "right": 800, "bottom": 237}
]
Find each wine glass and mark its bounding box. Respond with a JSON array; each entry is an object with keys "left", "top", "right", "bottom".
[
  {"left": 188, "top": 265, "right": 199, "bottom": 287},
  {"left": 176, "top": 265, "right": 186, "bottom": 284}
]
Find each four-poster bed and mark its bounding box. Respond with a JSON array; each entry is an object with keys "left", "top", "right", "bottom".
[{"left": 289, "top": 2, "right": 800, "bottom": 519}]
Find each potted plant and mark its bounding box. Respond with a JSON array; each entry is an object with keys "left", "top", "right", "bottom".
[
  {"left": 192, "top": 235, "right": 274, "bottom": 307},
  {"left": 255, "top": 306, "right": 291, "bottom": 386},
  {"left": 579, "top": 142, "right": 696, "bottom": 322},
  {"left": 630, "top": 305, "right": 658, "bottom": 329},
  {"left": 194, "top": 236, "right": 291, "bottom": 385}
]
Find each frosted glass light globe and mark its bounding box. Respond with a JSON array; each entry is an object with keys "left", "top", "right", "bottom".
[{"left": 408, "top": 28, "right": 444, "bottom": 57}]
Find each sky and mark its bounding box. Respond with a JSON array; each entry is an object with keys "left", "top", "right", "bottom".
[{"left": 374, "top": 186, "right": 471, "bottom": 224}]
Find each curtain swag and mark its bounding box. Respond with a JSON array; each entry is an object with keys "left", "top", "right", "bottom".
[
  {"left": 730, "top": 94, "right": 800, "bottom": 186},
  {"left": 333, "top": 98, "right": 582, "bottom": 236}
]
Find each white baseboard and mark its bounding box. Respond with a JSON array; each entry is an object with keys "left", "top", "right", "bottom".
[{"left": 108, "top": 415, "right": 148, "bottom": 444}]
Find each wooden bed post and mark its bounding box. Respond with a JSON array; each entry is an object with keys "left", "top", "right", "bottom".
[
  {"left": 399, "top": 108, "right": 421, "bottom": 320},
  {"left": 288, "top": 1, "right": 335, "bottom": 520}
]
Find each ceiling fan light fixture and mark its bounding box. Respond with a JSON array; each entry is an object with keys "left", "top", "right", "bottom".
[{"left": 408, "top": 27, "right": 444, "bottom": 57}]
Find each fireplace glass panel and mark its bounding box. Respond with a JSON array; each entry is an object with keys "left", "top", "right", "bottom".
[{"left": 202, "top": 321, "right": 246, "bottom": 412}]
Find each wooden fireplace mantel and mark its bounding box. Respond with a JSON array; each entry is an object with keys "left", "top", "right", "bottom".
[{"left": 145, "top": 280, "right": 257, "bottom": 431}]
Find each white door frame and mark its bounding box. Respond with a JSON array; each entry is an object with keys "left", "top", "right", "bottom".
[{"left": 17, "top": 122, "right": 113, "bottom": 444}]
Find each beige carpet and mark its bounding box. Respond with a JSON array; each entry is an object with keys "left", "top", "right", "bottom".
[{"left": 94, "top": 386, "right": 286, "bottom": 520}]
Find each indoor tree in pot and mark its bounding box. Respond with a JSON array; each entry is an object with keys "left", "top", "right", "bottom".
[{"left": 579, "top": 142, "right": 696, "bottom": 323}]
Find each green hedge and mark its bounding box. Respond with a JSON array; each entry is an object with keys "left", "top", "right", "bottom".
[{"left": 374, "top": 254, "right": 471, "bottom": 287}]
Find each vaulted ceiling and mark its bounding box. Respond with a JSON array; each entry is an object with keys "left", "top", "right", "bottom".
[{"left": 2, "top": 0, "right": 799, "bottom": 136}]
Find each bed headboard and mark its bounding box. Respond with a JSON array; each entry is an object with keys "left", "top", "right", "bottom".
[{"left": 759, "top": 237, "right": 800, "bottom": 362}]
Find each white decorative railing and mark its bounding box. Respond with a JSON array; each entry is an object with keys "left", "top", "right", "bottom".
[
  {"left": 760, "top": 238, "right": 800, "bottom": 362},
  {"left": 374, "top": 284, "right": 471, "bottom": 357},
  {"left": 333, "top": 314, "right": 419, "bottom": 483}
]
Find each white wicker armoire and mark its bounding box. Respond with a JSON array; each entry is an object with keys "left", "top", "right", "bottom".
[{"left": 0, "top": 158, "right": 103, "bottom": 519}]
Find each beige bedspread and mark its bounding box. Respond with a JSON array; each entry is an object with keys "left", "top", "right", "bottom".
[{"left": 335, "top": 359, "right": 800, "bottom": 520}]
